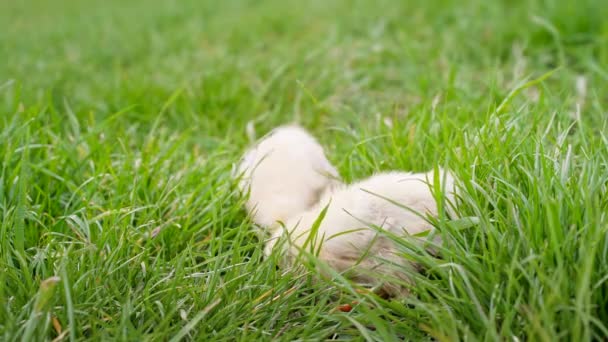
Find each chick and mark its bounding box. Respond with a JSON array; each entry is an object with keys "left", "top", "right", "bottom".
[
  {"left": 235, "top": 125, "right": 341, "bottom": 228},
  {"left": 265, "top": 170, "right": 457, "bottom": 297}
]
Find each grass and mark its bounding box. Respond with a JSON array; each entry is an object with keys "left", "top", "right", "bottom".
[{"left": 1, "top": 0, "right": 607, "bottom": 340}]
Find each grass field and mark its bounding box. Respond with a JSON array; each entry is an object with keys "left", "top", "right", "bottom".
[{"left": 1, "top": 0, "right": 608, "bottom": 340}]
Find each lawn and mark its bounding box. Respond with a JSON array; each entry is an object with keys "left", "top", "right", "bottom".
[{"left": 1, "top": 0, "right": 607, "bottom": 340}]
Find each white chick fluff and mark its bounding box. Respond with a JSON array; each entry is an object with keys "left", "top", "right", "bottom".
[
  {"left": 264, "top": 169, "right": 457, "bottom": 297},
  {"left": 235, "top": 125, "right": 341, "bottom": 228}
]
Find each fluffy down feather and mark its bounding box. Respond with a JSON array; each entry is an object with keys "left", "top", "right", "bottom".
[
  {"left": 235, "top": 125, "right": 341, "bottom": 228},
  {"left": 265, "top": 170, "right": 457, "bottom": 297}
]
